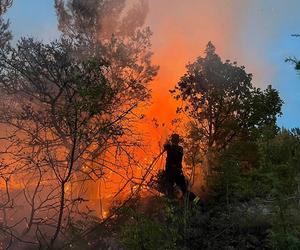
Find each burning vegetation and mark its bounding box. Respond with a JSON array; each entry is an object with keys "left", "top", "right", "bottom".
[{"left": 0, "top": 0, "right": 300, "bottom": 249}]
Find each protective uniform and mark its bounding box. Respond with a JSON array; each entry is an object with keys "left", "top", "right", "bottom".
[{"left": 164, "top": 143, "right": 187, "bottom": 196}]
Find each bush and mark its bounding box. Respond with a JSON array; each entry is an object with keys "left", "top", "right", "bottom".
[
  {"left": 119, "top": 208, "right": 177, "bottom": 250},
  {"left": 184, "top": 204, "right": 271, "bottom": 250}
]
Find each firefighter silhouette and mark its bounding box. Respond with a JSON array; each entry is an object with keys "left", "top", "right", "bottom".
[
  {"left": 163, "top": 133, "right": 187, "bottom": 197},
  {"left": 163, "top": 133, "right": 200, "bottom": 204}
]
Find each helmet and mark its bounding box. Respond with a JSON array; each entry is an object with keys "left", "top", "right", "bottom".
[{"left": 171, "top": 133, "right": 180, "bottom": 144}]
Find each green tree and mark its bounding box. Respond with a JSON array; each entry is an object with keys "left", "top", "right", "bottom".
[
  {"left": 211, "top": 129, "right": 300, "bottom": 249},
  {"left": 172, "top": 42, "right": 282, "bottom": 173}
]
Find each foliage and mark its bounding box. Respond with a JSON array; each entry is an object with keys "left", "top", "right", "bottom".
[
  {"left": 118, "top": 197, "right": 182, "bottom": 250},
  {"left": 205, "top": 128, "right": 300, "bottom": 249},
  {"left": 120, "top": 210, "right": 177, "bottom": 250},
  {"left": 183, "top": 204, "right": 271, "bottom": 250},
  {"left": 1, "top": 2, "right": 300, "bottom": 249},
  {"left": 271, "top": 230, "right": 300, "bottom": 250},
  {"left": 172, "top": 42, "right": 282, "bottom": 173},
  {"left": 285, "top": 35, "right": 300, "bottom": 75},
  {"left": 285, "top": 57, "right": 300, "bottom": 73},
  {"left": 117, "top": 42, "right": 298, "bottom": 250},
  {"left": 55, "top": 0, "right": 149, "bottom": 40},
  {"left": 0, "top": 0, "right": 158, "bottom": 246},
  {"left": 0, "top": 0, "right": 12, "bottom": 48}
]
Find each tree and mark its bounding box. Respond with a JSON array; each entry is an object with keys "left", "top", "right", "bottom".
[
  {"left": 172, "top": 42, "right": 282, "bottom": 174},
  {"left": 286, "top": 57, "right": 300, "bottom": 73},
  {"left": 0, "top": 0, "right": 12, "bottom": 48},
  {"left": 55, "top": 0, "right": 149, "bottom": 40},
  {"left": 0, "top": 0, "right": 158, "bottom": 247},
  {"left": 285, "top": 34, "right": 300, "bottom": 73},
  {"left": 0, "top": 36, "right": 157, "bottom": 249},
  {"left": 0, "top": 1, "right": 15, "bottom": 247},
  {"left": 214, "top": 129, "right": 300, "bottom": 249},
  {"left": 54, "top": 0, "right": 158, "bottom": 108},
  {"left": 258, "top": 129, "right": 300, "bottom": 240}
]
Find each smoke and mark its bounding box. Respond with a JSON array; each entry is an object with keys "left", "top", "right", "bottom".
[
  {"left": 138, "top": 0, "right": 252, "bottom": 147},
  {"left": 143, "top": 0, "right": 300, "bottom": 132},
  {"left": 140, "top": 0, "right": 300, "bottom": 193},
  {"left": 55, "top": 0, "right": 149, "bottom": 39}
]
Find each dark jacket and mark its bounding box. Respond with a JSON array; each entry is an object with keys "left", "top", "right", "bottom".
[{"left": 164, "top": 143, "right": 183, "bottom": 173}]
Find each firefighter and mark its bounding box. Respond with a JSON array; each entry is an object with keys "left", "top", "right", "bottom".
[
  {"left": 163, "top": 133, "right": 187, "bottom": 197},
  {"left": 163, "top": 133, "right": 201, "bottom": 205}
]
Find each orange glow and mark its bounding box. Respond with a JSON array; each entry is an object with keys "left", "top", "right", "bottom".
[
  {"left": 88, "top": 1, "right": 245, "bottom": 211},
  {"left": 0, "top": 1, "right": 261, "bottom": 221},
  {"left": 144, "top": 0, "right": 232, "bottom": 130}
]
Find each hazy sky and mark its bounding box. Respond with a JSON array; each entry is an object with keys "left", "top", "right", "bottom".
[{"left": 5, "top": 0, "right": 300, "bottom": 129}]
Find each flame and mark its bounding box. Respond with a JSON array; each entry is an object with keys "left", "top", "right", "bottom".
[
  {"left": 87, "top": 0, "right": 241, "bottom": 212},
  {"left": 0, "top": 0, "right": 260, "bottom": 223}
]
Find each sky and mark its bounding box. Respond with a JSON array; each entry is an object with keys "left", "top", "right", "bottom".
[{"left": 4, "top": 0, "right": 300, "bottom": 129}]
